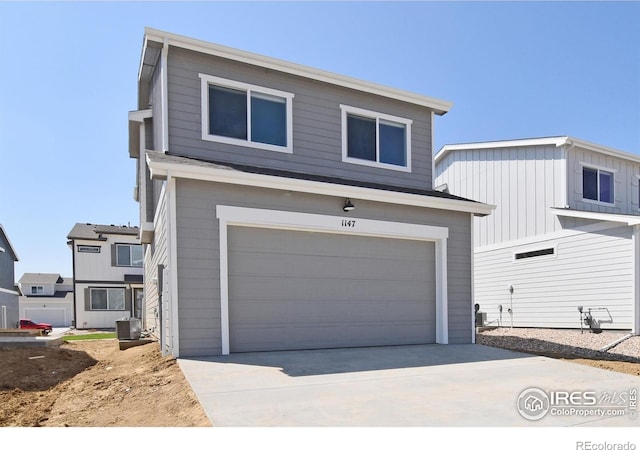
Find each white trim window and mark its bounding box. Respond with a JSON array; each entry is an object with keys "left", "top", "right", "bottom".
[
  {"left": 199, "top": 74, "right": 294, "bottom": 153},
  {"left": 340, "top": 105, "right": 412, "bottom": 172},
  {"left": 90, "top": 288, "right": 125, "bottom": 311},
  {"left": 582, "top": 166, "right": 614, "bottom": 204},
  {"left": 116, "top": 244, "right": 143, "bottom": 267},
  {"left": 31, "top": 286, "right": 44, "bottom": 295}
]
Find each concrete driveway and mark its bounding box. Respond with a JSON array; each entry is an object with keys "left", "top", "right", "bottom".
[{"left": 178, "top": 344, "right": 639, "bottom": 427}]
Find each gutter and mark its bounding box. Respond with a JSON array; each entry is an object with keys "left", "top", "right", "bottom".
[{"left": 147, "top": 153, "right": 496, "bottom": 217}]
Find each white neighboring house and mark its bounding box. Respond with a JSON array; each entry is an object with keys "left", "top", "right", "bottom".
[
  {"left": 67, "top": 223, "right": 144, "bottom": 329},
  {"left": 435, "top": 136, "right": 640, "bottom": 335},
  {"left": 18, "top": 273, "right": 73, "bottom": 326}
]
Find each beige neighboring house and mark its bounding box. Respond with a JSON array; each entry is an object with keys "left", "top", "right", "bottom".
[{"left": 18, "top": 273, "right": 74, "bottom": 327}]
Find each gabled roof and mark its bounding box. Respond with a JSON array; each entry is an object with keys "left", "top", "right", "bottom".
[
  {"left": 19, "top": 273, "right": 64, "bottom": 285},
  {"left": 0, "top": 224, "right": 19, "bottom": 261},
  {"left": 67, "top": 223, "right": 140, "bottom": 241},
  {"left": 139, "top": 28, "right": 453, "bottom": 115},
  {"left": 147, "top": 152, "right": 495, "bottom": 217},
  {"left": 435, "top": 136, "right": 640, "bottom": 165}
]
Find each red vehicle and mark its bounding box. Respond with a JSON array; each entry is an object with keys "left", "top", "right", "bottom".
[{"left": 19, "top": 319, "right": 53, "bottom": 335}]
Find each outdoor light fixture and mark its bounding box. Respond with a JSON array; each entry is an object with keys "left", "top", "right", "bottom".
[{"left": 343, "top": 198, "right": 355, "bottom": 212}]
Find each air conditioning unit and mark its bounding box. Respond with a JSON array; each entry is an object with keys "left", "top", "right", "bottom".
[
  {"left": 475, "top": 312, "right": 487, "bottom": 327},
  {"left": 116, "top": 317, "right": 141, "bottom": 340}
]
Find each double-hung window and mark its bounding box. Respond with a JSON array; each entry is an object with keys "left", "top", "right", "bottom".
[
  {"left": 341, "top": 105, "right": 412, "bottom": 172},
  {"left": 582, "top": 166, "right": 614, "bottom": 204},
  {"left": 116, "top": 244, "right": 143, "bottom": 267},
  {"left": 200, "top": 74, "right": 294, "bottom": 153},
  {"left": 90, "top": 288, "right": 125, "bottom": 311},
  {"left": 31, "top": 286, "right": 43, "bottom": 295}
]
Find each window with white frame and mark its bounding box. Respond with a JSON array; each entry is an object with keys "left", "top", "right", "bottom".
[
  {"left": 199, "top": 74, "right": 294, "bottom": 153},
  {"left": 31, "top": 286, "right": 43, "bottom": 295},
  {"left": 583, "top": 166, "right": 614, "bottom": 204},
  {"left": 116, "top": 244, "right": 143, "bottom": 267},
  {"left": 341, "top": 105, "right": 412, "bottom": 171},
  {"left": 90, "top": 288, "right": 125, "bottom": 311}
]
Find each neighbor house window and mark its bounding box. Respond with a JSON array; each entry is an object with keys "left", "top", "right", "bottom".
[
  {"left": 116, "top": 244, "right": 143, "bottom": 267},
  {"left": 340, "top": 105, "right": 412, "bottom": 172},
  {"left": 90, "top": 288, "right": 125, "bottom": 311},
  {"left": 199, "top": 74, "right": 294, "bottom": 153},
  {"left": 31, "top": 286, "right": 43, "bottom": 295},
  {"left": 583, "top": 166, "right": 614, "bottom": 204}
]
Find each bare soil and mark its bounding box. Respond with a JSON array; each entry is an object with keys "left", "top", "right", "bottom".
[
  {"left": 0, "top": 339, "right": 211, "bottom": 427},
  {"left": 2, "top": 329, "right": 637, "bottom": 427}
]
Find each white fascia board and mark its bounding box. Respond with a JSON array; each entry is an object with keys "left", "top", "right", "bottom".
[
  {"left": 435, "top": 137, "right": 569, "bottom": 164},
  {"left": 143, "top": 27, "right": 452, "bottom": 115},
  {"left": 435, "top": 135, "right": 640, "bottom": 165},
  {"left": 128, "top": 109, "right": 153, "bottom": 123},
  {"left": 146, "top": 155, "right": 495, "bottom": 217},
  {"left": 566, "top": 137, "right": 640, "bottom": 164},
  {"left": 550, "top": 207, "right": 640, "bottom": 226}
]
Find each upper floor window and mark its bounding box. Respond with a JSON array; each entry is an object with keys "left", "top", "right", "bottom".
[
  {"left": 340, "top": 105, "right": 412, "bottom": 172},
  {"left": 199, "top": 74, "right": 294, "bottom": 153},
  {"left": 31, "top": 286, "right": 43, "bottom": 295},
  {"left": 116, "top": 244, "right": 143, "bottom": 267},
  {"left": 582, "top": 166, "right": 614, "bottom": 204}
]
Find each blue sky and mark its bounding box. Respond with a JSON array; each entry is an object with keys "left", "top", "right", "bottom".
[{"left": 1, "top": 1, "right": 639, "bottom": 278}]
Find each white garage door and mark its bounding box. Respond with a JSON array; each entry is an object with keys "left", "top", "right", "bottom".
[
  {"left": 24, "top": 308, "right": 66, "bottom": 327},
  {"left": 228, "top": 227, "right": 436, "bottom": 352}
]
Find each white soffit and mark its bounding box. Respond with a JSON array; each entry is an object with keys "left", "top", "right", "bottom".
[{"left": 550, "top": 208, "right": 640, "bottom": 226}]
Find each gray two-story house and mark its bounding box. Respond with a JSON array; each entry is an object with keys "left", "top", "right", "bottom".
[
  {"left": 0, "top": 224, "right": 19, "bottom": 329},
  {"left": 128, "top": 28, "right": 493, "bottom": 357}
]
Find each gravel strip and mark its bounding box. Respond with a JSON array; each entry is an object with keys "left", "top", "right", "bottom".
[{"left": 477, "top": 328, "right": 640, "bottom": 362}]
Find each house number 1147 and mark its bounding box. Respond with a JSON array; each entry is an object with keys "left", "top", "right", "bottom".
[{"left": 341, "top": 219, "right": 356, "bottom": 228}]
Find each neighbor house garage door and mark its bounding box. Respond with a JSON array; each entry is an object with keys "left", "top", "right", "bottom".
[
  {"left": 228, "top": 226, "right": 436, "bottom": 352},
  {"left": 23, "top": 308, "right": 66, "bottom": 327}
]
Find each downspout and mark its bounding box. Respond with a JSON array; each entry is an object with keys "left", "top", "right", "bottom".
[
  {"left": 69, "top": 239, "right": 77, "bottom": 328},
  {"left": 161, "top": 37, "right": 169, "bottom": 153},
  {"left": 633, "top": 224, "right": 640, "bottom": 335}
]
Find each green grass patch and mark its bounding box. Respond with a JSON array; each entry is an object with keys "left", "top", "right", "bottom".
[{"left": 62, "top": 332, "right": 117, "bottom": 341}]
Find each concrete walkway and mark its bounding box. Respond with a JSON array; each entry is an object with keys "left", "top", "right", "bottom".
[{"left": 178, "top": 344, "right": 639, "bottom": 427}]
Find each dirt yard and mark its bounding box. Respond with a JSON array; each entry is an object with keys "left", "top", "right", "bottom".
[
  {"left": 1, "top": 330, "right": 638, "bottom": 427},
  {"left": 0, "top": 338, "right": 211, "bottom": 427}
]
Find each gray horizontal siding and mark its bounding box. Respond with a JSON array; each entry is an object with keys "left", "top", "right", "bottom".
[
  {"left": 174, "top": 178, "right": 473, "bottom": 356},
  {"left": 474, "top": 225, "right": 634, "bottom": 329},
  {"left": 166, "top": 46, "right": 433, "bottom": 191}
]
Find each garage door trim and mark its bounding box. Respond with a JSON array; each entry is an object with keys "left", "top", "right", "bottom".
[{"left": 216, "top": 205, "right": 449, "bottom": 355}]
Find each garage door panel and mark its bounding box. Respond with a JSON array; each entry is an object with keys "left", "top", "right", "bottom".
[
  {"left": 228, "top": 227, "right": 436, "bottom": 352},
  {"left": 230, "top": 253, "right": 432, "bottom": 281}
]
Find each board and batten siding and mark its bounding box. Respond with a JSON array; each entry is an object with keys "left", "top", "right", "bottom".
[
  {"left": 173, "top": 178, "right": 473, "bottom": 357},
  {"left": 165, "top": 46, "right": 434, "bottom": 191},
  {"left": 435, "top": 144, "right": 566, "bottom": 248},
  {"left": 567, "top": 146, "right": 640, "bottom": 216},
  {"left": 474, "top": 223, "right": 634, "bottom": 329}
]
